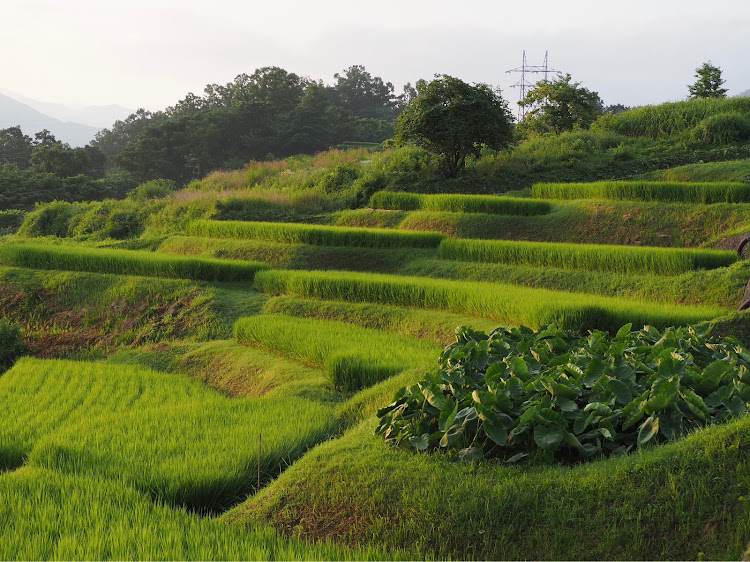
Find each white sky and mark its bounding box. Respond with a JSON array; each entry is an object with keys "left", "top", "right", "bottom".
[{"left": 2, "top": 0, "right": 749, "bottom": 112}]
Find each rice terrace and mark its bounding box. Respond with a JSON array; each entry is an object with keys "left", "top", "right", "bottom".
[{"left": 4, "top": 52, "right": 750, "bottom": 561}]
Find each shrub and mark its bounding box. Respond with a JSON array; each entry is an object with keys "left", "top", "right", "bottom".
[
  {"left": 0, "top": 318, "right": 26, "bottom": 374},
  {"left": 690, "top": 113, "right": 750, "bottom": 144},
  {"left": 376, "top": 323, "right": 750, "bottom": 463},
  {"left": 127, "top": 179, "right": 176, "bottom": 201}
]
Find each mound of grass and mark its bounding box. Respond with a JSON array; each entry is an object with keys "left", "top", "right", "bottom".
[
  {"left": 369, "top": 191, "right": 551, "bottom": 215},
  {"left": 0, "top": 468, "right": 387, "bottom": 560},
  {"left": 186, "top": 219, "right": 445, "bottom": 248},
  {"left": 2, "top": 358, "right": 338, "bottom": 512},
  {"left": 253, "top": 269, "right": 727, "bottom": 334},
  {"left": 235, "top": 314, "right": 440, "bottom": 392},
  {"left": 439, "top": 238, "right": 738, "bottom": 275},
  {"left": 0, "top": 243, "right": 268, "bottom": 282},
  {"left": 635, "top": 159, "right": 750, "bottom": 183},
  {"left": 226, "top": 416, "right": 750, "bottom": 560},
  {"left": 531, "top": 180, "right": 750, "bottom": 204}
]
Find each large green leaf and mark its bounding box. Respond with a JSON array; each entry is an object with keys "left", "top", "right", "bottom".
[{"left": 533, "top": 424, "right": 565, "bottom": 451}]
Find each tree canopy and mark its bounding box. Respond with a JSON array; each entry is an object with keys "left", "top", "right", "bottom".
[
  {"left": 688, "top": 61, "right": 728, "bottom": 99},
  {"left": 395, "top": 75, "right": 513, "bottom": 178},
  {"left": 519, "top": 74, "right": 603, "bottom": 135}
]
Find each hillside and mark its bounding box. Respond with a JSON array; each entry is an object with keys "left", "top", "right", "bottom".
[{"left": 2, "top": 97, "right": 750, "bottom": 560}]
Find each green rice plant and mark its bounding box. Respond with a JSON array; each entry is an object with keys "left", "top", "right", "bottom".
[
  {"left": 263, "top": 296, "right": 497, "bottom": 345},
  {"left": 186, "top": 219, "right": 445, "bottom": 248},
  {"left": 0, "top": 468, "right": 389, "bottom": 560},
  {"left": 0, "top": 358, "right": 337, "bottom": 512},
  {"left": 439, "top": 238, "right": 738, "bottom": 275},
  {"left": 531, "top": 180, "right": 750, "bottom": 203},
  {"left": 234, "top": 315, "right": 440, "bottom": 392},
  {"left": 253, "top": 269, "right": 727, "bottom": 334},
  {"left": 0, "top": 243, "right": 268, "bottom": 282},
  {"left": 369, "top": 191, "right": 552, "bottom": 215}
]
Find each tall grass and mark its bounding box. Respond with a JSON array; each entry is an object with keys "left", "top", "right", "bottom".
[
  {"left": 600, "top": 96, "right": 750, "bottom": 138},
  {"left": 1, "top": 358, "right": 337, "bottom": 512},
  {"left": 253, "top": 269, "right": 727, "bottom": 333},
  {"left": 186, "top": 219, "right": 445, "bottom": 248},
  {"left": 531, "top": 180, "right": 750, "bottom": 203},
  {"left": 0, "top": 468, "right": 389, "bottom": 560},
  {"left": 234, "top": 315, "right": 440, "bottom": 391},
  {"left": 439, "top": 238, "right": 738, "bottom": 275},
  {"left": 369, "top": 191, "right": 552, "bottom": 215},
  {"left": 0, "top": 243, "right": 268, "bottom": 282}
]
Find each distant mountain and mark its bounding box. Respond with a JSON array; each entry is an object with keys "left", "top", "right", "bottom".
[
  {"left": 0, "top": 92, "right": 101, "bottom": 147},
  {"left": 3, "top": 93, "right": 133, "bottom": 129}
]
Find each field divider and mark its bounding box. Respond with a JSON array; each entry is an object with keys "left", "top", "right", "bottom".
[
  {"left": 438, "top": 238, "right": 738, "bottom": 275},
  {"left": 369, "top": 191, "right": 552, "bottom": 215},
  {"left": 0, "top": 243, "right": 268, "bottom": 282},
  {"left": 531, "top": 180, "right": 750, "bottom": 203},
  {"left": 253, "top": 269, "right": 728, "bottom": 334},
  {"left": 186, "top": 219, "right": 445, "bottom": 248}
]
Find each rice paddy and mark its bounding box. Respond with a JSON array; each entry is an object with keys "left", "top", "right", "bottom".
[{"left": 369, "top": 191, "right": 552, "bottom": 214}]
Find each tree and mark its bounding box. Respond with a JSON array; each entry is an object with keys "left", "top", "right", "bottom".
[
  {"left": 519, "top": 74, "right": 603, "bottom": 135},
  {"left": 330, "top": 65, "right": 397, "bottom": 119},
  {"left": 0, "top": 126, "right": 34, "bottom": 168},
  {"left": 396, "top": 75, "right": 513, "bottom": 178},
  {"left": 688, "top": 61, "right": 728, "bottom": 99}
]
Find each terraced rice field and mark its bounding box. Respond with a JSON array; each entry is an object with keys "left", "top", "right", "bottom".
[{"left": 3, "top": 177, "right": 750, "bottom": 560}]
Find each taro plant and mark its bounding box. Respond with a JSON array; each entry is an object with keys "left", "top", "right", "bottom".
[{"left": 376, "top": 323, "right": 750, "bottom": 463}]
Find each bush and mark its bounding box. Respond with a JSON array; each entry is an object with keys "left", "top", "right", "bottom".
[
  {"left": 127, "top": 179, "right": 176, "bottom": 201},
  {"left": 376, "top": 323, "right": 750, "bottom": 463},
  {"left": 0, "top": 318, "right": 26, "bottom": 374},
  {"left": 690, "top": 113, "right": 750, "bottom": 144}
]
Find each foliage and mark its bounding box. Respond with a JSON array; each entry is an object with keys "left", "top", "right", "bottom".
[
  {"left": 396, "top": 75, "right": 513, "bottom": 178},
  {"left": 688, "top": 61, "right": 728, "bottom": 99},
  {"left": 376, "top": 323, "right": 750, "bottom": 463},
  {"left": 127, "top": 178, "right": 176, "bottom": 200},
  {"left": 439, "top": 238, "right": 738, "bottom": 275},
  {"left": 519, "top": 73, "right": 603, "bottom": 135},
  {"left": 0, "top": 318, "right": 26, "bottom": 374},
  {"left": 532, "top": 179, "right": 750, "bottom": 203}
]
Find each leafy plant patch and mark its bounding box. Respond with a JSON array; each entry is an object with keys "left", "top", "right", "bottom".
[{"left": 376, "top": 323, "right": 750, "bottom": 463}]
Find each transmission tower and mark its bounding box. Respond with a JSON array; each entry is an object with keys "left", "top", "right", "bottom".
[{"left": 506, "top": 51, "right": 562, "bottom": 121}]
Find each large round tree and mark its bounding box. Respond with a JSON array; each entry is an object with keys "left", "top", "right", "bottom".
[{"left": 395, "top": 75, "right": 513, "bottom": 178}]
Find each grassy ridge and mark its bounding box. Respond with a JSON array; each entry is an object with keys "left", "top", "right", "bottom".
[
  {"left": 234, "top": 315, "right": 440, "bottom": 392},
  {"left": 0, "top": 468, "right": 388, "bottom": 560},
  {"left": 186, "top": 219, "right": 445, "bottom": 248},
  {"left": 1, "top": 358, "right": 338, "bottom": 512},
  {"left": 227, "top": 417, "right": 750, "bottom": 560},
  {"left": 401, "top": 257, "right": 750, "bottom": 310},
  {"left": 369, "top": 191, "right": 552, "bottom": 215},
  {"left": 532, "top": 180, "right": 750, "bottom": 203},
  {"left": 0, "top": 243, "right": 268, "bottom": 282},
  {"left": 439, "top": 238, "right": 738, "bottom": 275},
  {"left": 253, "top": 269, "right": 727, "bottom": 333}
]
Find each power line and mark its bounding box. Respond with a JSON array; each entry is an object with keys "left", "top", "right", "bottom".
[{"left": 505, "top": 50, "right": 562, "bottom": 121}]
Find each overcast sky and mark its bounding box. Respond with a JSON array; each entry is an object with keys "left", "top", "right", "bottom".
[{"left": 2, "top": 0, "right": 748, "bottom": 112}]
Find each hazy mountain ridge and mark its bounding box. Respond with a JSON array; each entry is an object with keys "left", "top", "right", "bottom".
[{"left": 0, "top": 92, "right": 104, "bottom": 147}]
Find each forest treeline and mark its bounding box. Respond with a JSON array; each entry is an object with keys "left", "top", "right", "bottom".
[{"left": 0, "top": 65, "right": 409, "bottom": 209}]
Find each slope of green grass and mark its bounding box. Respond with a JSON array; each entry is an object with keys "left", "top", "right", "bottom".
[
  {"left": 369, "top": 191, "right": 552, "bottom": 214},
  {"left": 635, "top": 159, "right": 750, "bottom": 183},
  {"left": 226, "top": 416, "right": 750, "bottom": 560}
]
